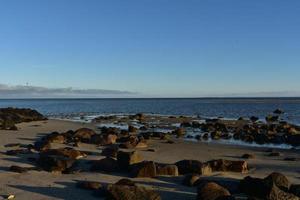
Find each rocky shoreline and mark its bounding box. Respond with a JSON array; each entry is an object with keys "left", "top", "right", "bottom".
[{"left": 1, "top": 108, "right": 300, "bottom": 199}]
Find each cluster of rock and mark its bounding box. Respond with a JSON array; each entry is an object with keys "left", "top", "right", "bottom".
[
  {"left": 0, "top": 108, "right": 46, "bottom": 130},
  {"left": 181, "top": 109, "right": 300, "bottom": 146}
]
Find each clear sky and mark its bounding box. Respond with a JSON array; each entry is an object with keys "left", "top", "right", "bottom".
[{"left": 0, "top": 0, "right": 299, "bottom": 97}]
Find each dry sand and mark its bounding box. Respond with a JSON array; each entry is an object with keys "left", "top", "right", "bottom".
[{"left": 0, "top": 119, "right": 299, "bottom": 200}]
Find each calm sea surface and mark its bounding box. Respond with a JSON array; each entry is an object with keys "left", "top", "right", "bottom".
[{"left": 0, "top": 98, "right": 300, "bottom": 124}]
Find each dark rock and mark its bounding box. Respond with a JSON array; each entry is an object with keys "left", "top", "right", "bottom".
[
  {"left": 242, "top": 154, "right": 255, "bottom": 159},
  {"left": 182, "top": 174, "right": 201, "bottom": 187},
  {"left": 74, "top": 128, "right": 96, "bottom": 143},
  {"left": 77, "top": 181, "right": 102, "bottom": 190},
  {"left": 175, "top": 160, "right": 212, "bottom": 175},
  {"left": 128, "top": 125, "right": 138, "bottom": 133},
  {"left": 156, "top": 164, "right": 179, "bottom": 176},
  {"left": 90, "top": 157, "right": 118, "bottom": 172},
  {"left": 9, "top": 165, "right": 29, "bottom": 173},
  {"left": 117, "top": 151, "right": 143, "bottom": 170},
  {"left": 264, "top": 172, "right": 290, "bottom": 192},
  {"left": 274, "top": 109, "right": 284, "bottom": 115},
  {"left": 207, "top": 159, "right": 248, "bottom": 173},
  {"left": 290, "top": 184, "right": 300, "bottom": 197},
  {"left": 197, "top": 182, "right": 231, "bottom": 200},
  {"left": 101, "top": 146, "right": 119, "bottom": 158},
  {"left": 106, "top": 184, "right": 161, "bottom": 200},
  {"left": 130, "top": 161, "right": 157, "bottom": 178},
  {"left": 115, "top": 179, "right": 136, "bottom": 187},
  {"left": 37, "top": 154, "right": 76, "bottom": 173}
]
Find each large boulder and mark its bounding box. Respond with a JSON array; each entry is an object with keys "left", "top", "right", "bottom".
[
  {"left": 207, "top": 159, "right": 248, "bottom": 173},
  {"left": 130, "top": 161, "right": 157, "bottom": 178},
  {"left": 106, "top": 184, "right": 161, "bottom": 200},
  {"left": 197, "top": 182, "right": 231, "bottom": 200},
  {"left": 175, "top": 160, "right": 212, "bottom": 175},
  {"left": 117, "top": 151, "right": 143, "bottom": 170}
]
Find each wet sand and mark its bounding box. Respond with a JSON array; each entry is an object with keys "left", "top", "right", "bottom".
[{"left": 0, "top": 119, "right": 299, "bottom": 200}]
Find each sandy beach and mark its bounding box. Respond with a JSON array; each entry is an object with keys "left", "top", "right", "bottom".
[{"left": 0, "top": 119, "right": 299, "bottom": 199}]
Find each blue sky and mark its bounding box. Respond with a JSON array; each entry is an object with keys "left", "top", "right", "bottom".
[{"left": 0, "top": 0, "right": 299, "bottom": 97}]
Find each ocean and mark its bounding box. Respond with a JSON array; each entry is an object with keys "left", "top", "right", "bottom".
[{"left": 0, "top": 98, "right": 300, "bottom": 124}]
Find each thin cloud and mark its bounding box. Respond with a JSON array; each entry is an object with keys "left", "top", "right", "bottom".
[{"left": 0, "top": 84, "right": 136, "bottom": 98}]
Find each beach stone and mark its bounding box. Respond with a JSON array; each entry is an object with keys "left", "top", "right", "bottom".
[
  {"left": 197, "top": 182, "right": 231, "bottom": 200},
  {"left": 274, "top": 109, "right": 284, "bottom": 115},
  {"left": 117, "top": 151, "right": 143, "bottom": 170},
  {"left": 182, "top": 174, "right": 201, "bottom": 187},
  {"left": 242, "top": 154, "right": 255, "bottom": 159},
  {"left": 130, "top": 161, "right": 157, "bottom": 178},
  {"left": 207, "top": 159, "right": 248, "bottom": 173},
  {"left": 115, "top": 179, "right": 136, "bottom": 187},
  {"left": 42, "top": 148, "right": 86, "bottom": 160},
  {"left": 74, "top": 128, "right": 96, "bottom": 143},
  {"left": 37, "top": 154, "right": 76, "bottom": 173},
  {"left": 173, "top": 128, "right": 186, "bottom": 137},
  {"left": 9, "top": 165, "right": 29, "bottom": 173},
  {"left": 34, "top": 140, "right": 51, "bottom": 151},
  {"left": 264, "top": 172, "right": 290, "bottom": 191},
  {"left": 175, "top": 160, "right": 212, "bottom": 175},
  {"left": 128, "top": 125, "right": 138, "bottom": 133},
  {"left": 103, "top": 134, "right": 118, "bottom": 145},
  {"left": 101, "top": 146, "right": 119, "bottom": 158},
  {"left": 156, "top": 164, "right": 179, "bottom": 176},
  {"left": 290, "top": 185, "right": 300, "bottom": 197},
  {"left": 239, "top": 175, "right": 298, "bottom": 200},
  {"left": 45, "top": 133, "right": 66, "bottom": 144},
  {"left": 77, "top": 181, "right": 102, "bottom": 190},
  {"left": 106, "top": 185, "right": 161, "bottom": 200},
  {"left": 90, "top": 157, "right": 118, "bottom": 172}
]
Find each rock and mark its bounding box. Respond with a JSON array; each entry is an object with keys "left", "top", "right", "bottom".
[
  {"left": 115, "top": 179, "right": 136, "bottom": 187},
  {"left": 173, "top": 128, "right": 186, "bottom": 138},
  {"left": 135, "top": 140, "right": 148, "bottom": 149},
  {"left": 0, "top": 108, "right": 46, "bottom": 130},
  {"left": 156, "top": 164, "right": 179, "bottom": 176},
  {"left": 182, "top": 174, "right": 201, "bottom": 186},
  {"left": 128, "top": 125, "right": 138, "bottom": 133},
  {"left": 175, "top": 160, "right": 212, "bottom": 175},
  {"left": 9, "top": 166, "right": 29, "bottom": 173},
  {"left": 242, "top": 154, "right": 255, "bottom": 159},
  {"left": 6, "top": 149, "right": 31, "bottom": 155},
  {"left": 90, "top": 157, "right": 118, "bottom": 172},
  {"left": 264, "top": 172, "right": 290, "bottom": 192},
  {"left": 103, "top": 134, "right": 118, "bottom": 145},
  {"left": 74, "top": 128, "right": 96, "bottom": 143},
  {"left": 130, "top": 161, "right": 157, "bottom": 178},
  {"left": 42, "top": 148, "right": 86, "bottom": 159},
  {"left": 106, "top": 185, "right": 161, "bottom": 200},
  {"left": 290, "top": 185, "right": 300, "bottom": 197},
  {"left": 197, "top": 182, "right": 231, "bottom": 200},
  {"left": 37, "top": 154, "right": 76, "bottom": 173},
  {"left": 45, "top": 133, "right": 66, "bottom": 144},
  {"left": 266, "top": 115, "right": 279, "bottom": 123},
  {"left": 4, "top": 143, "right": 21, "bottom": 148},
  {"left": 250, "top": 116, "right": 259, "bottom": 123},
  {"left": 34, "top": 140, "right": 51, "bottom": 152},
  {"left": 77, "top": 181, "right": 102, "bottom": 190},
  {"left": 239, "top": 175, "right": 298, "bottom": 200},
  {"left": 207, "top": 159, "right": 248, "bottom": 173},
  {"left": 101, "top": 146, "right": 119, "bottom": 158},
  {"left": 117, "top": 151, "right": 143, "bottom": 170},
  {"left": 268, "top": 152, "right": 281, "bottom": 157},
  {"left": 274, "top": 109, "right": 284, "bottom": 115}
]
